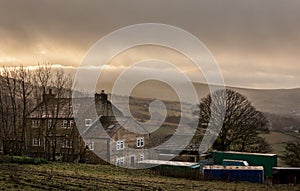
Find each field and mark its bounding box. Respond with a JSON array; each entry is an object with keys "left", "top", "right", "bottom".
[
  {"left": 0, "top": 163, "right": 299, "bottom": 191},
  {"left": 260, "top": 131, "right": 300, "bottom": 166}
]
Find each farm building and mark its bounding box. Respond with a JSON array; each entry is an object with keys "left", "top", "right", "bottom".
[
  {"left": 203, "top": 165, "right": 264, "bottom": 183},
  {"left": 26, "top": 89, "right": 122, "bottom": 163},
  {"left": 138, "top": 160, "right": 200, "bottom": 179},
  {"left": 82, "top": 115, "right": 151, "bottom": 167},
  {"left": 212, "top": 151, "right": 277, "bottom": 177},
  {"left": 272, "top": 167, "right": 300, "bottom": 184}
]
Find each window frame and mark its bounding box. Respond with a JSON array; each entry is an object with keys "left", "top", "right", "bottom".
[
  {"left": 85, "top": 119, "right": 92, "bottom": 127},
  {"left": 86, "top": 141, "right": 94, "bottom": 151},
  {"left": 48, "top": 119, "right": 53, "bottom": 129},
  {"left": 136, "top": 137, "right": 144, "bottom": 148},
  {"left": 140, "top": 154, "right": 144, "bottom": 161},
  {"left": 116, "top": 157, "right": 125, "bottom": 166},
  {"left": 31, "top": 120, "right": 40, "bottom": 128},
  {"left": 116, "top": 140, "right": 125, "bottom": 150},
  {"left": 61, "top": 120, "right": 72, "bottom": 129},
  {"left": 32, "top": 138, "right": 41, "bottom": 146}
]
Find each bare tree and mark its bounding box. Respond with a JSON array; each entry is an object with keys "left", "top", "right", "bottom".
[
  {"left": 0, "top": 66, "right": 34, "bottom": 155},
  {"left": 16, "top": 66, "right": 34, "bottom": 154},
  {"left": 1, "top": 67, "right": 20, "bottom": 155},
  {"left": 199, "top": 89, "right": 271, "bottom": 153},
  {"left": 32, "top": 63, "right": 52, "bottom": 101},
  {"left": 48, "top": 69, "right": 73, "bottom": 161}
]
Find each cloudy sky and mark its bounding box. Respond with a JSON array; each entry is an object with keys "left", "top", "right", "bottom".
[{"left": 1, "top": 0, "right": 300, "bottom": 89}]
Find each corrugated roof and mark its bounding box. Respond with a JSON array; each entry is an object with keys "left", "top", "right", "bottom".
[
  {"left": 272, "top": 167, "right": 300, "bottom": 170},
  {"left": 203, "top": 165, "right": 264, "bottom": 170},
  {"left": 138, "top": 160, "right": 198, "bottom": 167},
  {"left": 213, "top": 151, "right": 277, "bottom": 157}
]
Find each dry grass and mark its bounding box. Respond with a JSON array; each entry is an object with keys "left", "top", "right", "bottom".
[{"left": 0, "top": 163, "right": 299, "bottom": 191}]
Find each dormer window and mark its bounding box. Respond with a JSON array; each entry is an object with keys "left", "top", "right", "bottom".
[
  {"left": 136, "top": 137, "right": 144, "bottom": 147},
  {"left": 85, "top": 119, "right": 92, "bottom": 127}
]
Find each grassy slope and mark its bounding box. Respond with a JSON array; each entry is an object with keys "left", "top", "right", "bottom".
[
  {"left": 260, "top": 131, "right": 300, "bottom": 166},
  {"left": 0, "top": 163, "right": 299, "bottom": 191}
]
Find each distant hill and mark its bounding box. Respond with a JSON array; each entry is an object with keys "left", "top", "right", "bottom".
[
  {"left": 108, "top": 80, "right": 300, "bottom": 131},
  {"left": 123, "top": 81, "right": 300, "bottom": 116}
]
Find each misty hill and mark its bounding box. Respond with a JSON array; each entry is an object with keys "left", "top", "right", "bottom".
[
  {"left": 123, "top": 81, "right": 300, "bottom": 131},
  {"left": 127, "top": 81, "right": 300, "bottom": 116}
]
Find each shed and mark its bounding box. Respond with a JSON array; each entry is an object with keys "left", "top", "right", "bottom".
[
  {"left": 272, "top": 167, "right": 300, "bottom": 184},
  {"left": 203, "top": 165, "right": 264, "bottom": 183},
  {"left": 138, "top": 160, "right": 200, "bottom": 179},
  {"left": 212, "top": 151, "right": 277, "bottom": 177}
]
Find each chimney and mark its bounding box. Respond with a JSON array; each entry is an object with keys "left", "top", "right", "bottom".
[
  {"left": 100, "top": 90, "right": 108, "bottom": 103},
  {"left": 95, "top": 90, "right": 108, "bottom": 116}
]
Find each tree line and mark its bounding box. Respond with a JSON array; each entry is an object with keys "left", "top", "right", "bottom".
[{"left": 0, "top": 63, "right": 72, "bottom": 157}]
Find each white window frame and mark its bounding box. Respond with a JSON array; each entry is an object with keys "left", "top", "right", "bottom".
[
  {"left": 86, "top": 141, "right": 94, "bottom": 151},
  {"left": 32, "top": 120, "right": 40, "bottom": 128},
  {"left": 85, "top": 119, "right": 92, "bottom": 127},
  {"left": 116, "top": 140, "right": 125, "bottom": 150},
  {"left": 61, "top": 120, "right": 72, "bottom": 129},
  {"left": 116, "top": 157, "right": 125, "bottom": 166},
  {"left": 136, "top": 137, "right": 144, "bottom": 148},
  {"left": 61, "top": 139, "right": 73, "bottom": 148},
  {"left": 32, "top": 138, "right": 41, "bottom": 146},
  {"left": 140, "top": 154, "right": 144, "bottom": 161}
]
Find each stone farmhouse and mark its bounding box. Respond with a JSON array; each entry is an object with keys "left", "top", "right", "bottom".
[{"left": 27, "top": 89, "right": 144, "bottom": 163}]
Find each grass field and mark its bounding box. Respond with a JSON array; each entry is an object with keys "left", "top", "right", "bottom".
[
  {"left": 0, "top": 163, "right": 299, "bottom": 191},
  {"left": 260, "top": 131, "right": 300, "bottom": 166}
]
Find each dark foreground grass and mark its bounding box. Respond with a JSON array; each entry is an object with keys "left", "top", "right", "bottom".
[{"left": 0, "top": 163, "right": 299, "bottom": 191}]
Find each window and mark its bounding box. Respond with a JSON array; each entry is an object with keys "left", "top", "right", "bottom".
[
  {"left": 32, "top": 138, "right": 41, "bottom": 146},
  {"left": 61, "top": 140, "right": 73, "bottom": 148},
  {"left": 85, "top": 141, "right": 94, "bottom": 150},
  {"left": 48, "top": 120, "right": 53, "bottom": 129},
  {"left": 73, "top": 104, "right": 80, "bottom": 115},
  {"left": 116, "top": 140, "right": 125, "bottom": 150},
  {"left": 85, "top": 119, "right": 92, "bottom": 127},
  {"left": 61, "top": 120, "right": 72, "bottom": 129},
  {"left": 140, "top": 154, "right": 144, "bottom": 161},
  {"left": 116, "top": 157, "right": 125, "bottom": 166},
  {"left": 32, "top": 120, "right": 40, "bottom": 128},
  {"left": 136, "top": 137, "right": 144, "bottom": 147}
]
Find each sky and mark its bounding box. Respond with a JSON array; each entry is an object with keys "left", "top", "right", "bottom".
[{"left": 0, "top": 0, "right": 300, "bottom": 89}]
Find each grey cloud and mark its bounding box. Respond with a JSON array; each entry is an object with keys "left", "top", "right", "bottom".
[{"left": 0, "top": 0, "right": 300, "bottom": 88}]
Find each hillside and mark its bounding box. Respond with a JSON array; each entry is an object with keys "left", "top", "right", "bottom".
[
  {"left": 115, "top": 81, "right": 300, "bottom": 131},
  {"left": 126, "top": 81, "right": 300, "bottom": 116},
  {"left": 0, "top": 163, "right": 299, "bottom": 191}
]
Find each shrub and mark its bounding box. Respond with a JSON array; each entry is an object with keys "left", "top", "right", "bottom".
[{"left": 0, "top": 155, "right": 49, "bottom": 165}]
